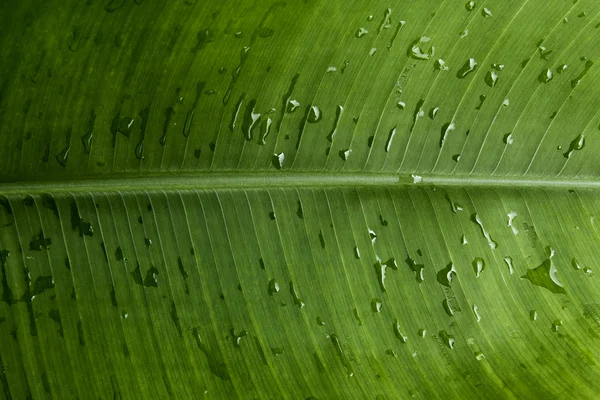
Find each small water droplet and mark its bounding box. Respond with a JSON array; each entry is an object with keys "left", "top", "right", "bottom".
[
  {"left": 397, "top": 101, "right": 406, "bottom": 109},
  {"left": 339, "top": 149, "right": 352, "bottom": 161},
  {"left": 439, "top": 330, "right": 455, "bottom": 349},
  {"left": 471, "top": 213, "right": 497, "bottom": 249},
  {"left": 460, "top": 29, "right": 469, "bottom": 38},
  {"left": 472, "top": 257, "right": 485, "bottom": 278},
  {"left": 502, "top": 98, "right": 510, "bottom": 107},
  {"left": 503, "top": 256, "right": 514, "bottom": 275},
  {"left": 369, "top": 47, "right": 377, "bottom": 56},
  {"left": 356, "top": 27, "right": 368, "bottom": 38},
  {"left": 551, "top": 319, "right": 562, "bottom": 332},
  {"left": 272, "top": 153, "right": 285, "bottom": 169},
  {"left": 457, "top": 58, "right": 477, "bottom": 78},
  {"left": 287, "top": 99, "right": 300, "bottom": 113},
  {"left": 437, "top": 262, "right": 457, "bottom": 286},
  {"left": 268, "top": 279, "right": 279, "bottom": 295},
  {"left": 473, "top": 304, "right": 481, "bottom": 322},
  {"left": 409, "top": 36, "right": 434, "bottom": 60},
  {"left": 289, "top": 281, "right": 304, "bottom": 308},
  {"left": 419, "top": 328, "right": 427, "bottom": 338},
  {"left": 557, "top": 64, "right": 568, "bottom": 74},
  {"left": 307, "top": 106, "right": 322, "bottom": 123},
  {"left": 439, "top": 122, "right": 456, "bottom": 147},
  {"left": 485, "top": 71, "right": 499, "bottom": 87},
  {"left": 539, "top": 68, "right": 553, "bottom": 83},
  {"left": 393, "top": 319, "right": 408, "bottom": 343},
  {"left": 530, "top": 310, "right": 538, "bottom": 321},
  {"left": 385, "top": 127, "right": 396, "bottom": 152},
  {"left": 481, "top": 7, "right": 492, "bottom": 17},
  {"left": 371, "top": 298, "right": 383, "bottom": 313},
  {"left": 452, "top": 154, "right": 461, "bottom": 162},
  {"left": 539, "top": 46, "right": 552, "bottom": 60},
  {"left": 563, "top": 134, "right": 585, "bottom": 158},
  {"left": 429, "top": 107, "right": 439, "bottom": 119},
  {"left": 405, "top": 256, "right": 425, "bottom": 283},
  {"left": 465, "top": 1, "right": 475, "bottom": 11},
  {"left": 435, "top": 59, "right": 449, "bottom": 71},
  {"left": 316, "top": 316, "right": 325, "bottom": 326},
  {"left": 369, "top": 229, "right": 377, "bottom": 243}
]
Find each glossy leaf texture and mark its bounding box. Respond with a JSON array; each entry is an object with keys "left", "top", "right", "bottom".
[{"left": 1, "top": 0, "right": 600, "bottom": 399}]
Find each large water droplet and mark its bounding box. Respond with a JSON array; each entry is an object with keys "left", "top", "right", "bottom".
[
  {"left": 522, "top": 252, "right": 566, "bottom": 294},
  {"left": 268, "top": 279, "right": 279, "bottom": 295}
]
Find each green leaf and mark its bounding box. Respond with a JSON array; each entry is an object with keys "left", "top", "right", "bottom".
[{"left": 1, "top": 0, "right": 600, "bottom": 398}]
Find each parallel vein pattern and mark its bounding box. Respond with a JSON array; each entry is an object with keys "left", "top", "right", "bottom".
[{"left": 1, "top": 188, "right": 599, "bottom": 399}]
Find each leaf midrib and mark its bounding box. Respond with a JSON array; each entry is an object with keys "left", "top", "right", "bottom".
[{"left": 0, "top": 172, "right": 598, "bottom": 195}]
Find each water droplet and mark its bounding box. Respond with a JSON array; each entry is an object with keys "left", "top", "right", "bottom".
[
  {"left": 557, "top": 64, "right": 568, "bottom": 74},
  {"left": 481, "top": 7, "right": 492, "bottom": 17},
  {"left": 385, "top": 127, "right": 396, "bottom": 152},
  {"left": 369, "top": 47, "right": 377, "bottom": 56},
  {"left": 507, "top": 211, "right": 519, "bottom": 235},
  {"left": 443, "top": 299, "right": 454, "bottom": 316},
  {"left": 471, "top": 213, "right": 497, "bottom": 249},
  {"left": 241, "top": 99, "right": 261, "bottom": 141},
  {"left": 409, "top": 36, "right": 434, "bottom": 60},
  {"left": 229, "top": 328, "right": 248, "bottom": 348},
  {"left": 268, "top": 279, "right": 279, "bottom": 295},
  {"left": 539, "top": 68, "right": 553, "bottom": 83},
  {"left": 452, "top": 154, "right": 461, "bottom": 162},
  {"left": 385, "top": 349, "right": 397, "bottom": 357},
  {"left": 338, "top": 149, "right": 352, "bottom": 161},
  {"left": 539, "top": 46, "right": 552, "bottom": 60},
  {"left": 429, "top": 107, "right": 439, "bottom": 119},
  {"left": 435, "top": 59, "right": 449, "bottom": 71},
  {"left": 327, "top": 105, "right": 344, "bottom": 142},
  {"left": 393, "top": 319, "right": 408, "bottom": 343},
  {"left": 530, "top": 310, "right": 538, "bottom": 321},
  {"left": 318, "top": 230, "right": 325, "bottom": 249},
  {"left": 492, "top": 63, "right": 505, "bottom": 71},
  {"left": 472, "top": 257, "right": 485, "bottom": 278},
  {"left": 405, "top": 256, "right": 424, "bottom": 283},
  {"left": 369, "top": 229, "right": 377, "bottom": 243},
  {"left": 502, "top": 98, "right": 510, "bottom": 107},
  {"left": 485, "top": 71, "right": 499, "bottom": 87},
  {"left": 330, "top": 334, "right": 353, "bottom": 376},
  {"left": 287, "top": 99, "right": 300, "bottom": 113},
  {"left": 551, "top": 319, "right": 562, "bottom": 332},
  {"left": 289, "top": 281, "right": 304, "bottom": 308},
  {"left": 445, "top": 194, "right": 463, "bottom": 213},
  {"left": 371, "top": 298, "right": 383, "bottom": 313},
  {"left": 356, "top": 27, "right": 368, "bottom": 38},
  {"left": 465, "top": 1, "right": 475, "bottom": 11},
  {"left": 460, "top": 29, "right": 469, "bottom": 38},
  {"left": 503, "top": 256, "right": 515, "bottom": 275},
  {"left": 563, "top": 134, "right": 585, "bottom": 158},
  {"left": 419, "top": 329, "right": 427, "bottom": 338},
  {"left": 521, "top": 251, "right": 566, "bottom": 294},
  {"left": 437, "top": 262, "right": 457, "bottom": 286},
  {"left": 397, "top": 101, "right": 406, "bottom": 109},
  {"left": 307, "top": 106, "right": 321, "bottom": 123},
  {"left": 439, "top": 122, "right": 456, "bottom": 147},
  {"left": 316, "top": 316, "right": 325, "bottom": 326},
  {"left": 439, "top": 330, "right": 455, "bottom": 349},
  {"left": 272, "top": 153, "right": 285, "bottom": 169},
  {"left": 374, "top": 260, "right": 388, "bottom": 292},
  {"left": 473, "top": 304, "right": 481, "bottom": 322},
  {"left": 457, "top": 58, "right": 477, "bottom": 78}
]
